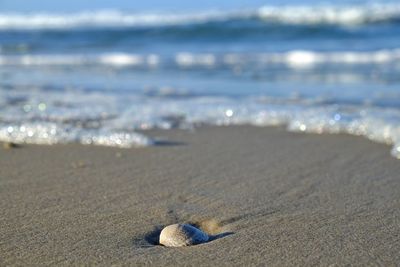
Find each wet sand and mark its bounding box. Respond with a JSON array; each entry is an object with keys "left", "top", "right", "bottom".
[{"left": 1, "top": 126, "right": 399, "bottom": 266}]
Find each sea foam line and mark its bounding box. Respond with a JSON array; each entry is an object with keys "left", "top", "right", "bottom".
[
  {"left": 0, "top": 123, "right": 153, "bottom": 147},
  {"left": 0, "top": 90, "right": 400, "bottom": 158},
  {"left": 1, "top": 50, "right": 399, "bottom": 68}
]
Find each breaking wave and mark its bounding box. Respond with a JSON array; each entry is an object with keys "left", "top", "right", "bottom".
[
  {"left": 1, "top": 49, "right": 399, "bottom": 69},
  {"left": 0, "top": 3, "right": 400, "bottom": 30}
]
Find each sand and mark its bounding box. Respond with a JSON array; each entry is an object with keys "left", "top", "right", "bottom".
[{"left": 1, "top": 126, "right": 399, "bottom": 266}]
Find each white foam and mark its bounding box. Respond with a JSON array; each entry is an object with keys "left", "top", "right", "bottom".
[
  {"left": 1, "top": 87, "right": 400, "bottom": 157},
  {"left": 80, "top": 131, "right": 153, "bottom": 147},
  {"left": 185, "top": 49, "right": 400, "bottom": 68},
  {"left": 175, "top": 53, "right": 216, "bottom": 67},
  {"left": 256, "top": 49, "right": 400, "bottom": 68},
  {"left": 0, "top": 53, "right": 156, "bottom": 67},
  {"left": 0, "top": 123, "right": 67, "bottom": 145},
  {"left": 0, "top": 123, "right": 153, "bottom": 147},
  {"left": 1, "top": 50, "right": 399, "bottom": 68},
  {"left": 0, "top": 54, "right": 86, "bottom": 65},
  {"left": 258, "top": 3, "right": 400, "bottom": 25},
  {"left": 99, "top": 53, "right": 144, "bottom": 66}
]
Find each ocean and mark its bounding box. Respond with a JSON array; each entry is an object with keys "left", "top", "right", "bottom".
[{"left": 1, "top": 1, "right": 400, "bottom": 158}]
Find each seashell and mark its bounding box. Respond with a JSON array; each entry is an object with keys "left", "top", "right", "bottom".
[{"left": 159, "top": 223, "right": 209, "bottom": 247}]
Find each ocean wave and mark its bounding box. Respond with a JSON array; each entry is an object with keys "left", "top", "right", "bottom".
[
  {"left": 0, "top": 53, "right": 158, "bottom": 67},
  {"left": 0, "top": 3, "right": 400, "bottom": 30},
  {"left": 1, "top": 50, "right": 399, "bottom": 68},
  {"left": 180, "top": 50, "right": 400, "bottom": 68},
  {"left": 257, "top": 3, "right": 400, "bottom": 25},
  {"left": 0, "top": 10, "right": 246, "bottom": 30}
]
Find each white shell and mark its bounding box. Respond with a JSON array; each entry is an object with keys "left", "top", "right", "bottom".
[{"left": 159, "top": 224, "right": 209, "bottom": 247}]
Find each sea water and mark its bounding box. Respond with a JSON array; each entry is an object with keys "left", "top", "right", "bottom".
[{"left": 1, "top": 1, "right": 400, "bottom": 158}]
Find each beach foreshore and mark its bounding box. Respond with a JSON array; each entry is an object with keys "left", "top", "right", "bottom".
[{"left": 1, "top": 125, "right": 399, "bottom": 266}]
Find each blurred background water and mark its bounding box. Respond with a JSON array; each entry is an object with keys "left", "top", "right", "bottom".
[{"left": 1, "top": 0, "right": 400, "bottom": 158}]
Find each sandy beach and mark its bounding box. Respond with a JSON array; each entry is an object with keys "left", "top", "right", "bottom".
[{"left": 1, "top": 126, "right": 399, "bottom": 266}]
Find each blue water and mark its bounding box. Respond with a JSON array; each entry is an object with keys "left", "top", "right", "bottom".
[{"left": 1, "top": 1, "right": 400, "bottom": 158}]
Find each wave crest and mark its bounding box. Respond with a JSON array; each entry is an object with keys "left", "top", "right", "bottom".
[
  {"left": 258, "top": 3, "right": 400, "bottom": 25},
  {"left": 1, "top": 50, "right": 399, "bottom": 68},
  {"left": 0, "top": 3, "right": 400, "bottom": 30}
]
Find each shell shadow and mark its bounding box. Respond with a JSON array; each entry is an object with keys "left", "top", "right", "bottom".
[
  {"left": 207, "top": 231, "right": 234, "bottom": 242},
  {"left": 153, "top": 140, "right": 186, "bottom": 146},
  {"left": 144, "top": 226, "right": 163, "bottom": 246}
]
